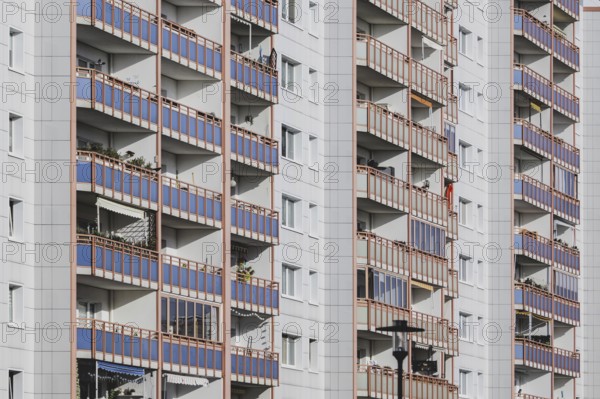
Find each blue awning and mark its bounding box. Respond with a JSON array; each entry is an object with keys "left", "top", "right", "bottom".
[{"left": 97, "top": 361, "right": 144, "bottom": 377}]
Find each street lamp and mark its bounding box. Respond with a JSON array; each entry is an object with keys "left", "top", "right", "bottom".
[{"left": 376, "top": 320, "right": 425, "bottom": 399}]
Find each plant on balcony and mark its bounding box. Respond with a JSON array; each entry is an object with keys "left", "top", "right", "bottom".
[
  {"left": 523, "top": 277, "right": 548, "bottom": 291},
  {"left": 78, "top": 143, "right": 122, "bottom": 160},
  {"left": 236, "top": 260, "right": 254, "bottom": 282},
  {"left": 108, "top": 389, "right": 122, "bottom": 399},
  {"left": 127, "top": 156, "right": 153, "bottom": 169}
]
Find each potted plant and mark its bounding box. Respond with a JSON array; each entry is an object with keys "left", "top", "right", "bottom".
[{"left": 236, "top": 260, "right": 254, "bottom": 282}]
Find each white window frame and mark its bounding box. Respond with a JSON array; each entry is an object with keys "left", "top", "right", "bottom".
[
  {"left": 282, "top": 0, "right": 299, "bottom": 24},
  {"left": 282, "top": 264, "right": 299, "bottom": 298},
  {"left": 459, "top": 84, "right": 474, "bottom": 115},
  {"left": 8, "top": 197, "right": 24, "bottom": 242},
  {"left": 281, "top": 57, "right": 300, "bottom": 93},
  {"left": 8, "top": 283, "right": 23, "bottom": 325},
  {"left": 308, "top": 135, "right": 318, "bottom": 169},
  {"left": 282, "top": 125, "right": 301, "bottom": 161},
  {"left": 8, "top": 369, "right": 23, "bottom": 399},
  {"left": 477, "top": 204, "right": 484, "bottom": 231},
  {"left": 282, "top": 333, "right": 300, "bottom": 366},
  {"left": 459, "top": 142, "right": 470, "bottom": 168},
  {"left": 476, "top": 36, "right": 484, "bottom": 65},
  {"left": 309, "top": 270, "right": 318, "bottom": 304},
  {"left": 459, "top": 312, "right": 472, "bottom": 342},
  {"left": 458, "top": 255, "right": 471, "bottom": 283},
  {"left": 309, "top": 338, "right": 318, "bottom": 371},
  {"left": 9, "top": 28, "right": 24, "bottom": 72},
  {"left": 459, "top": 369, "right": 471, "bottom": 397},
  {"left": 459, "top": 198, "right": 471, "bottom": 227},
  {"left": 308, "top": 1, "right": 319, "bottom": 36},
  {"left": 308, "top": 68, "right": 318, "bottom": 103},
  {"left": 309, "top": 203, "right": 318, "bottom": 237},
  {"left": 282, "top": 195, "right": 300, "bottom": 230},
  {"left": 458, "top": 27, "right": 472, "bottom": 58},
  {"left": 9, "top": 113, "right": 24, "bottom": 158}
]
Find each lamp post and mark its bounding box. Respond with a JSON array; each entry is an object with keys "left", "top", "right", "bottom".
[{"left": 376, "top": 320, "right": 425, "bottom": 399}]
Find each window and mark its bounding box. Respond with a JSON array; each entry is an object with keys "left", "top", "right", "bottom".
[
  {"left": 160, "top": 297, "right": 219, "bottom": 341},
  {"left": 9, "top": 113, "right": 23, "bottom": 157},
  {"left": 459, "top": 369, "right": 471, "bottom": 396},
  {"left": 477, "top": 372, "right": 484, "bottom": 396},
  {"left": 282, "top": 334, "right": 299, "bottom": 366},
  {"left": 459, "top": 255, "right": 471, "bottom": 283},
  {"left": 476, "top": 36, "right": 484, "bottom": 64},
  {"left": 459, "top": 312, "right": 472, "bottom": 341},
  {"left": 459, "top": 84, "right": 473, "bottom": 114},
  {"left": 309, "top": 338, "right": 318, "bottom": 370},
  {"left": 308, "top": 1, "right": 318, "bottom": 35},
  {"left": 309, "top": 203, "right": 318, "bottom": 236},
  {"left": 282, "top": 196, "right": 300, "bottom": 229},
  {"left": 8, "top": 198, "right": 23, "bottom": 241},
  {"left": 459, "top": 198, "right": 471, "bottom": 226},
  {"left": 308, "top": 135, "right": 318, "bottom": 168},
  {"left": 8, "top": 284, "right": 23, "bottom": 324},
  {"left": 309, "top": 270, "right": 318, "bottom": 303},
  {"left": 282, "top": 125, "right": 301, "bottom": 161},
  {"left": 458, "top": 27, "right": 472, "bottom": 57},
  {"left": 459, "top": 142, "right": 470, "bottom": 168},
  {"left": 9, "top": 28, "right": 23, "bottom": 71},
  {"left": 282, "top": 265, "right": 299, "bottom": 297},
  {"left": 281, "top": 57, "right": 300, "bottom": 92},
  {"left": 477, "top": 204, "right": 483, "bottom": 231},
  {"left": 477, "top": 260, "right": 484, "bottom": 287},
  {"left": 282, "top": 0, "right": 299, "bottom": 23},
  {"left": 309, "top": 68, "right": 318, "bottom": 102},
  {"left": 476, "top": 92, "right": 484, "bottom": 120},
  {"left": 476, "top": 316, "right": 484, "bottom": 344},
  {"left": 477, "top": 149, "right": 484, "bottom": 175},
  {"left": 8, "top": 370, "right": 23, "bottom": 399}
]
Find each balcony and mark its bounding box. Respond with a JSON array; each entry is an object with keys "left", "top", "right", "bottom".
[
  {"left": 554, "top": 294, "right": 580, "bottom": 326},
  {"left": 231, "top": 198, "right": 279, "bottom": 245},
  {"left": 448, "top": 211, "right": 458, "bottom": 240},
  {"left": 162, "top": 334, "right": 223, "bottom": 378},
  {"left": 444, "top": 154, "right": 459, "bottom": 183},
  {"left": 162, "top": 97, "right": 223, "bottom": 153},
  {"left": 553, "top": 188, "right": 580, "bottom": 224},
  {"left": 514, "top": 282, "right": 553, "bottom": 319},
  {"left": 76, "top": 0, "right": 158, "bottom": 52},
  {"left": 514, "top": 231, "right": 580, "bottom": 274},
  {"left": 76, "top": 318, "right": 159, "bottom": 369},
  {"left": 444, "top": 94, "right": 458, "bottom": 124},
  {"left": 76, "top": 68, "right": 159, "bottom": 131},
  {"left": 553, "top": 83, "right": 580, "bottom": 122},
  {"left": 162, "top": 19, "right": 222, "bottom": 78},
  {"left": 76, "top": 234, "right": 159, "bottom": 289},
  {"left": 513, "top": 10, "right": 552, "bottom": 53},
  {"left": 76, "top": 151, "right": 159, "bottom": 210},
  {"left": 514, "top": 119, "right": 580, "bottom": 173},
  {"left": 231, "top": 51, "right": 278, "bottom": 103},
  {"left": 161, "top": 254, "right": 222, "bottom": 302},
  {"left": 444, "top": 34, "right": 458, "bottom": 66},
  {"left": 514, "top": 339, "right": 580, "bottom": 376},
  {"left": 356, "top": 100, "right": 410, "bottom": 151},
  {"left": 411, "top": 1, "right": 447, "bottom": 45},
  {"left": 514, "top": 174, "right": 552, "bottom": 214},
  {"left": 356, "top": 232, "right": 409, "bottom": 277},
  {"left": 356, "top": 34, "right": 410, "bottom": 87},
  {"left": 553, "top": 31, "right": 580, "bottom": 71},
  {"left": 230, "top": 0, "right": 278, "bottom": 33},
  {"left": 411, "top": 248, "right": 448, "bottom": 288},
  {"left": 411, "top": 60, "right": 448, "bottom": 105},
  {"left": 356, "top": 365, "right": 459, "bottom": 399},
  {"left": 231, "top": 125, "right": 279, "bottom": 174},
  {"left": 411, "top": 121, "right": 448, "bottom": 166},
  {"left": 446, "top": 269, "right": 458, "bottom": 298},
  {"left": 553, "top": 0, "right": 579, "bottom": 21},
  {"left": 162, "top": 176, "right": 223, "bottom": 227},
  {"left": 231, "top": 274, "right": 279, "bottom": 315},
  {"left": 231, "top": 346, "right": 279, "bottom": 386},
  {"left": 357, "top": 165, "right": 409, "bottom": 213}
]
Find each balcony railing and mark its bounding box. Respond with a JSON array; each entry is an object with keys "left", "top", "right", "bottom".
[
  {"left": 553, "top": 31, "right": 580, "bottom": 70},
  {"left": 411, "top": 60, "right": 448, "bottom": 105},
  {"left": 444, "top": 94, "right": 458, "bottom": 124},
  {"left": 356, "top": 232, "right": 409, "bottom": 277},
  {"left": 76, "top": 318, "right": 159, "bottom": 369},
  {"left": 412, "top": 1, "right": 448, "bottom": 45},
  {"left": 444, "top": 34, "right": 458, "bottom": 66},
  {"left": 514, "top": 174, "right": 552, "bottom": 213},
  {"left": 76, "top": 151, "right": 159, "bottom": 209},
  {"left": 553, "top": 189, "right": 580, "bottom": 224},
  {"left": 162, "top": 176, "right": 223, "bottom": 227},
  {"left": 411, "top": 247, "right": 448, "bottom": 287},
  {"left": 515, "top": 339, "right": 580, "bottom": 376},
  {"left": 76, "top": 234, "right": 159, "bottom": 289},
  {"left": 231, "top": 125, "right": 279, "bottom": 174},
  {"left": 553, "top": 82, "right": 580, "bottom": 121},
  {"left": 412, "top": 185, "right": 448, "bottom": 226},
  {"left": 554, "top": 294, "right": 580, "bottom": 326},
  {"left": 553, "top": 0, "right": 579, "bottom": 21},
  {"left": 162, "top": 97, "right": 222, "bottom": 153},
  {"left": 411, "top": 122, "right": 448, "bottom": 166},
  {"left": 444, "top": 153, "right": 459, "bottom": 183},
  {"left": 162, "top": 254, "right": 222, "bottom": 302},
  {"left": 76, "top": 68, "right": 159, "bottom": 131},
  {"left": 448, "top": 210, "right": 458, "bottom": 240},
  {"left": 356, "top": 100, "right": 410, "bottom": 151},
  {"left": 446, "top": 269, "right": 459, "bottom": 298},
  {"left": 76, "top": 0, "right": 158, "bottom": 51},
  {"left": 162, "top": 334, "right": 223, "bottom": 378},
  {"left": 231, "top": 198, "right": 279, "bottom": 244},
  {"left": 231, "top": 51, "right": 278, "bottom": 103},
  {"left": 357, "top": 165, "right": 409, "bottom": 212},
  {"left": 231, "top": 346, "right": 279, "bottom": 386},
  {"left": 514, "top": 9, "right": 552, "bottom": 53},
  {"left": 231, "top": 274, "right": 279, "bottom": 315},
  {"left": 514, "top": 119, "right": 580, "bottom": 173},
  {"left": 356, "top": 365, "right": 459, "bottom": 399},
  {"left": 162, "top": 19, "right": 222, "bottom": 77},
  {"left": 514, "top": 230, "right": 580, "bottom": 274},
  {"left": 356, "top": 34, "right": 410, "bottom": 86},
  {"left": 357, "top": 298, "right": 410, "bottom": 333},
  {"left": 515, "top": 395, "right": 550, "bottom": 399},
  {"left": 230, "top": 0, "right": 278, "bottom": 33},
  {"left": 514, "top": 282, "right": 553, "bottom": 319}
]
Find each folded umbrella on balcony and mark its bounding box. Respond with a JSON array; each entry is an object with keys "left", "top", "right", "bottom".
[{"left": 163, "top": 373, "right": 209, "bottom": 387}]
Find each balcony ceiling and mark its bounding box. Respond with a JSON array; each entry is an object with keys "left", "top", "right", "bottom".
[
  {"left": 77, "top": 108, "right": 156, "bottom": 133},
  {"left": 514, "top": 36, "right": 550, "bottom": 56},
  {"left": 357, "top": 130, "right": 407, "bottom": 151},
  {"left": 77, "top": 25, "right": 154, "bottom": 55},
  {"left": 77, "top": 275, "right": 154, "bottom": 291},
  {"left": 161, "top": 134, "right": 218, "bottom": 156},
  {"left": 357, "top": 0, "right": 408, "bottom": 25},
  {"left": 357, "top": 66, "right": 406, "bottom": 88},
  {"left": 357, "top": 197, "right": 406, "bottom": 214},
  {"left": 161, "top": 58, "right": 218, "bottom": 82}
]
